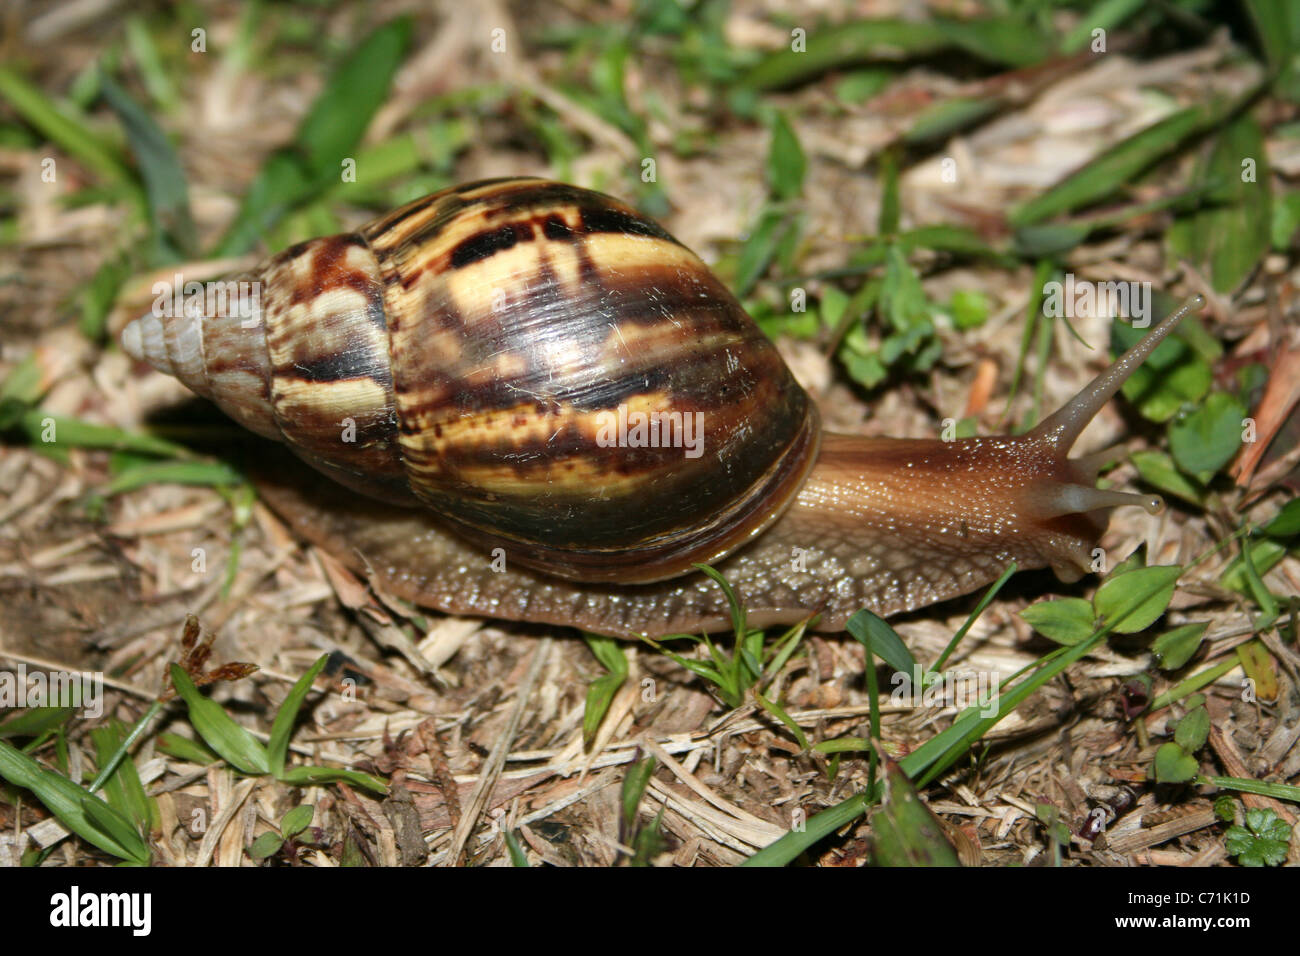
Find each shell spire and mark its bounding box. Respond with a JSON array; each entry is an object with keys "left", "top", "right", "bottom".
[{"left": 122, "top": 269, "right": 283, "bottom": 442}]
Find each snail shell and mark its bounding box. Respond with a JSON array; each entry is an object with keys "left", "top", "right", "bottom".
[{"left": 124, "top": 179, "right": 819, "bottom": 583}]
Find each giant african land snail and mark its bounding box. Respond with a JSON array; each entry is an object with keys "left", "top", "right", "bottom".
[{"left": 121, "top": 178, "right": 1200, "bottom": 638}]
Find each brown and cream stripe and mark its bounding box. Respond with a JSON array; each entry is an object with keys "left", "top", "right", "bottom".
[{"left": 124, "top": 179, "right": 820, "bottom": 583}]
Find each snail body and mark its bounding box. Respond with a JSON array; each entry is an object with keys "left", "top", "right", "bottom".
[{"left": 123, "top": 178, "right": 1197, "bottom": 638}]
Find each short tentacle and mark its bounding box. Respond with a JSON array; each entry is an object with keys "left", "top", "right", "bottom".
[{"left": 1034, "top": 482, "right": 1164, "bottom": 519}]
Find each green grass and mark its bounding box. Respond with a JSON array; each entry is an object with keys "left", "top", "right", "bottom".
[{"left": 0, "top": 647, "right": 387, "bottom": 865}]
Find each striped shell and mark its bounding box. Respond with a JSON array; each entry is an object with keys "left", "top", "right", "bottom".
[{"left": 123, "top": 178, "right": 820, "bottom": 583}]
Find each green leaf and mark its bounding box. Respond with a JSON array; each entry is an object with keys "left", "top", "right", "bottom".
[
  {"left": 267, "top": 654, "right": 329, "bottom": 778},
  {"left": 16, "top": 410, "right": 193, "bottom": 458},
  {"left": 1246, "top": 0, "right": 1300, "bottom": 102},
  {"left": 1010, "top": 221, "right": 1081, "bottom": 256},
  {"left": 504, "top": 829, "right": 530, "bottom": 867},
  {"left": 1060, "top": 0, "right": 1145, "bottom": 54},
  {"left": 280, "top": 804, "right": 314, "bottom": 839},
  {"left": 1241, "top": 536, "right": 1281, "bottom": 630},
  {"left": 763, "top": 618, "right": 811, "bottom": 682},
  {"left": 899, "top": 224, "right": 1009, "bottom": 263},
  {"left": 1153, "top": 742, "right": 1199, "bottom": 784},
  {"left": 1225, "top": 807, "right": 1292, "bottom": 866},
  {"left": 1167, "top": 113, "right": 1272, "bottom": 293},
  {"left": 80, "top": 255, "right": 132, "bottom": 343},
  {"left": 766, "top": 112, "right": 805, "bottom": 201},
  {"left": 80, "top": 792, "right": 148, "bottom": 862},
  {"left": 834, "top": 69, "right": 891, "bottom": 103},
  {"left": 216, "top": 18, "right": 412, "bottom": 256},
  {"left": 621, "top": 755, "right": 657, "bottom": 834},
  {"left": 1174, "top": 705, "right": 1210, "bottom": 752},
  {"left": 101, "top": 460, "right": 244, "bottom": 496},
  {"left": 1130, "top": 449, "right": 1206, "bottom": 506},
  {"left": 839, "top": 345, "right": 888, "bottom": 389},
  {"left": 169, "top": 665, "right": 270, "bottom": 776},
  {"left": 1262, "top": 498, "right": 1300, "bottom": 537},
  {"left": 818, "top": 285, "right": 849, "bottom": 331},
  {"left": 1111, "top": 318, "right": 1213, "bottom": 423},
  {"left": 928, "top": 14, "right": 1048, "bottom": 67},
  {"left": 1149, "top": 658, "right": 1240, "bottom": 712},
  {"left": 276, "top": 765, "right": 387, "bottom": 794},
  {"left": 869, "top": 760, "right": 960, "bottom": 866},
  {"left": 903, "top": 96, "right": 1000, "bottom": 146},
  {"left": 742, "top": 20, "right": 946, "bottom": 91},
  {"left": 1214, "top": 795, "right": 1237, "bottom": 823},
  {"left": 1221, "top": 539, "right": 1286, "bottom": 594},
  {"left": 0, "top": 352, "right": 45, "bottom": 410},
  {"left": 100, "top": 73, "right": 196, "bottom": 258},
  {"left": 1111, "top": 549, "right": 1147, "bottom": 578},
  {"left": 755, "top": 691, "right": 808, "bottom": 751},
  {"left": 743, "top": 15, "right": 1045, "bottom": 90},
  {"left": 695, "top": 564, "right": 747, "bottom": 640},
  {"left": 0, "top": 66, "right": 127, "bottom": 182},
  {"left": 878, "top": 151, "right": 900, "bottom": 235},
  {"left": 247, "top": 831, "right": 284, "bottom": 860},
  {"left": 0, "top": 706, "right": 74, "bottom": 739},
  {"left": 291, "top": 18, "right": 412, "bottom": 175},
  {"left": 1121, "top": 346, "right": 1212, "bottom": 424},
  {"left": 630, "top": 808, "right": 666, "bottom": 866},
  {"left": 880, "top": 245, "right": 930, "bottom": 333},
  {"left": 813, "top": 737, "right": 872, "bottom": 755},
  {"left": 948, "top": 289, "right": 990, "bottom": 331},
  {"left": 90, "top": 723, "right": 157, "bottom": 834},
  {"left": 845, "top": 609, "right": 917, "bottom": 678},
  {"left": 0, "top": 740, "right": 149, "bottom": 864},
  {"left": 732, "top": 208, "right": 790, "bottom": 299},
  {"left": 1152, "top": 622, "right": 1209, "bottom": 670},
  {"left": 582, "top": 635, "right": 629, "bottom": 750},
  {"left": 1019, "top": 598, "right": 1095, "bottom": 645},
  {"left": 124, "top": 17, "right": 178, "bottom": 113},
  {"left": 155, "top": 731, "right": 219, "bottom": 765},
  {"left": 1271, "top": 189, "right": 1300, "bottom": 250},
  {"left": 1009, "top": 105, "right": 1214, "bottom": 227},
  {"left": 1168, "top": 391, "right": 1249, "bottom": 476},
  {"left": 1093, "top": 565, "right": 1182, "bottom": 634},
  {"left": 1247, "top": 807, "right": 1293, "bottom": 842}
]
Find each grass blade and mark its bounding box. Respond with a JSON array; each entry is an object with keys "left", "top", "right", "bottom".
[
  {"left": 277, "top": 765, "right": 387, "bottom": 794},
  {"left": 100, "top": 73, "right": 196, "bottom": 258},
  {"left": 0, "top": 740, "right": 149, "bottom": 864},
  {"left": 216, "top": 18, "right": 412, "bottom": 255},
  {"left": 102, "top": 460, "right": 244, "bottom": 496},
  {"left": 1167, "top": 113, "right": 1272, "bottom": 292},
  {"left": 0, "top": 66, "right": 126, "bottom": 182},
  {"left": 267, "top": 653, "right": 329, "bottom": 778},
  {"left": 17, "top": 410, "right": 194, "bottom": 458},
  {"left": 869, "top": 759, "right": 960, "bottom": 865},
  {"left": 845, "top": 609, "right": 916, "bottom": 677},
  {"left": 582, "top": 636, "right": 629, "bottom": 749},
  {"left": 1009, "top": 103, "right": 1224, "bottom": 227},
  {"left": 169, "top": 664, "right": 269, "bottom": 776}
]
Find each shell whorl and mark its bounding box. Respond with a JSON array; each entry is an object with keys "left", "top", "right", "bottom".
[{"left": 124, "top": 179, "right": 819, "bottom": 583}]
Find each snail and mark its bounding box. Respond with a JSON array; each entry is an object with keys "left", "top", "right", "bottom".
[{"left": 121, "top": 177, "right": 1200, "bottom": 638}]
